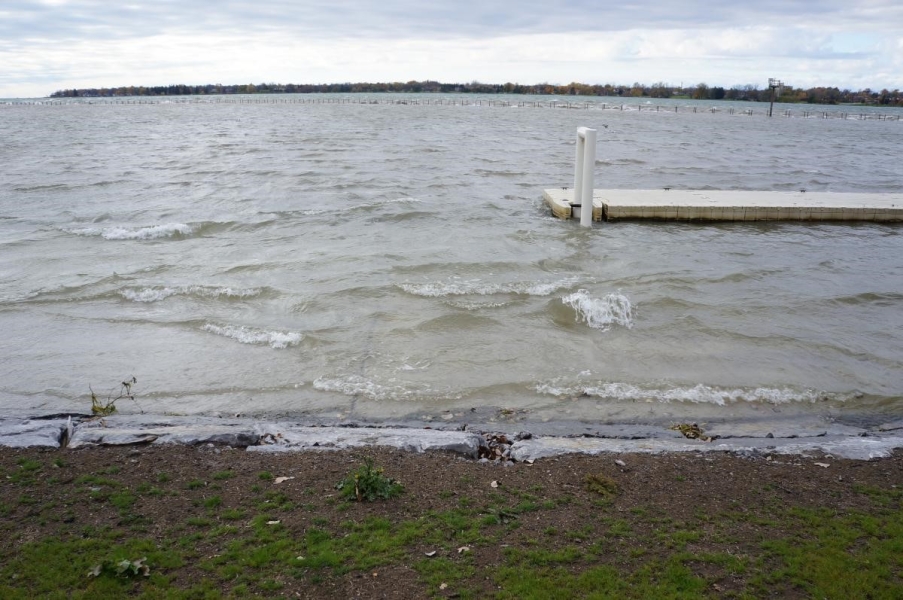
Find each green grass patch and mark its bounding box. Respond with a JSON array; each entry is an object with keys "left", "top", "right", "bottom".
[{"left": 336, "top": 458, "right": 403, "bottom": 502}]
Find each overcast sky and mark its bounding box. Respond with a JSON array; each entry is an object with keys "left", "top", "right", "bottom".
[{"left": 2, "top": 0, "right": 902, "bottom": 98}]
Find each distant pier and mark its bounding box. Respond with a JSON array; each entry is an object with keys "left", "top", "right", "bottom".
[{"left": 543, "top": 188, "right": 903, "bottom": 222}]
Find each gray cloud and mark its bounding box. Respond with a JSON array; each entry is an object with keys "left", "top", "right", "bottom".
[
  {"left": 4, "top": 0, "right": 902, "bottom": 43},
  {"left": 1, "top": 0, "right": 900, "bottom": 96}
]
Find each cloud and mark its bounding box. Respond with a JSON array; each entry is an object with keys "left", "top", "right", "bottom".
[
  {"left": 1, "top": 0, "right": 901, "bottom": 97},
  {"left": 5, "top": 0, "right": 903, "bottom": 41}
]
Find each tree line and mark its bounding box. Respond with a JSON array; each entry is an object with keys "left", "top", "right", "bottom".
[{"left": 49, "top": 80, "right": 903, "bottom": 106}]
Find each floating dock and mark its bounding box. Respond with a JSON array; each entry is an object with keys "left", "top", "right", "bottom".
[{"left": 543, "top": 188, "right": 903, "bottom": 222}]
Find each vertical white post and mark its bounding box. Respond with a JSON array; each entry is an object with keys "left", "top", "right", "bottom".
[
  {"left": 573, "top": 130, "right": 585, "bottom": 217},
  {"left": 574, "top": 127, "right": 597, "bottom": 227}
]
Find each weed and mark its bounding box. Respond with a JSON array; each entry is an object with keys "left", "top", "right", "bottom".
[
  {"left": 336, "top": 458, "right": 403, "bottom": 502},
  {"left": 484, "top": 507, "right": 518, "bottom": 525},
  {"left": 585, "top": 474, "right": 618, "bottom": 497},
  {"left": 213, "top": 470, "right": 235, "bottom": 480},
  {"left": 258, "top": 471, "right": 274, "bottom": 480},
  {"left": 88, "top": 557, "right": 150, "bottom": 579},
  {"left": 90, "top": 376, "right": 141, "bottom": 416}
]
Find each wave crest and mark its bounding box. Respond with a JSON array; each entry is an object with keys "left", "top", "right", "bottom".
[
  {"left": 399, "top": 276, "right": 580, "bottom": 298},
  {"left": 65, "top": 223, "right": 193, "bottom": 240},
  {"left": 535, "top": 380, "right": 842, "bottom": 406},
  {"left": 561, "top": 290, "right": 633, "bottom": 330},
  {"left": 202, "top": 323, "right": 303, "bottom": 349},
  {"left": 120, "top": 286, "right": 264, "bottom": 303}
]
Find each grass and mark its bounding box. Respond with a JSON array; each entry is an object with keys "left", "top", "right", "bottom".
[{"left": 2, "top": 450, "right": 901, "bottom": 599}]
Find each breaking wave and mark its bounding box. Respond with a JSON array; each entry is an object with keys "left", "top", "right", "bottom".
[
  {"left": 398, "top": 276, "right": 580, "bottom": 298},
  {"left": 535, "top": 380, "right": 847, "bottom": 406},
  {"left": 202, "top": 323, "right": 303, "bottom": 349},
  {"left": 65, "top": 223, "right": 194, "bottom": 240},
  {"left": 119, "top": 286, "right": 265, "bottom": 303},
  {"left": 561, "top": 290, "right": 634, "bottom": 330},
  {"left": 313, "top": 375, "right": 458, "bottom": 402}
]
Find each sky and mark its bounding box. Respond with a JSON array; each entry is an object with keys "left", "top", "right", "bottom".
[{"left": 2, "top": 0, "right": 902, "bottom": 98}]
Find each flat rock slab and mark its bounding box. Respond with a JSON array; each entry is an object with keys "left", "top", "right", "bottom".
[
  {"left": 705, "top": 420, "right": 866, "bottom": 440},
  {"left": 251, "top": 425, "right": 483, "bottom": 458},
  {"left": 510, "top": 434, "right": 903, "bottom": 461},
  {"left": 0, "top": 419, "right": 68, "bottom": 448},
  {"left": 62, "top": 416, "right": 483, "bottom": 458},
  {"left": 68, "top": 416, "right": 260, "bottom": 448}
]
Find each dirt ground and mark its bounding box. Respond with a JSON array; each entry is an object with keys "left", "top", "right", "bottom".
[{"left": 2, "top": 443, "right": 902, "bottom": 598}]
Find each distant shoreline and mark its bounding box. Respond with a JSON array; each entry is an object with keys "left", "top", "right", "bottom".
[{"left": 48, "top": 80, "right": 903, "bottom": 107}]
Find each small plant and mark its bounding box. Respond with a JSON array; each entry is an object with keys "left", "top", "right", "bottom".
[
  {"left": 585, "top": 474, "right": 618, "bottom": 497},
  {"left": 90, "top": 377, "right": 141, "bottom": 416},
  {"left": 335, "top": 458, "right": 403, "bottom": 502},
  {"left": 88, "top": 557, "right": 150, "bottom": 578}
]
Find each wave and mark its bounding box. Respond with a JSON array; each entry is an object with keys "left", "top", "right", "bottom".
[
  {"left": 202, "top": 323, "right": 303, "bottom": 349},
  {"left": 829, "top": 292, "right": 903, "bottom": 307},
  {"left": 398, "top": 276, "right": 581, "bottom": 298},
  {"left": 561, "top": 290, "right": 634, "bottom": 330},
  {"left": 119, "top": 286, "right": 267, "bottom": 303},
  {"left": 313, "top": 375, "right": 458, "bottom": 402},
  {"left": 64, "top": 222, "right": 194, "bottom": 240},
  {"left": 259, "top": 197, "right": 423, "bottom": 219},
  {"left": 535, "top": 380, "right": 849, "bottom": 406}
]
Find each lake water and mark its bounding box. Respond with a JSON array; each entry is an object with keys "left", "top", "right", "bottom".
[{"left": 1, "top": 95, "right": 901, "bottom": 434}]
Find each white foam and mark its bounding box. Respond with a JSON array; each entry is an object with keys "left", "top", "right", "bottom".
[
  {"left": 120, "top": 286, "right": 262, "bottom": 303},
  {"left": 65, "top": 223, "right": 193, "bottom": 240},
  {"left": 381, "top": 197, "right": 422, "bottom": 204},
  {"left": 202, "top": 323, "right": 302, "bottom": 349},
  {"left": 313, "top": 375, "right": 456, "bottom": 402},
  {"left": 561, "top": 290, "right": 633, "bottom": 330},
  {"left": 535, "top": 380, "right": 841, "bottom": 406},
  {"left": 313, "top": 375, "right": 416, "bottom": 401},
  {"left": 399, "top": 276, "right": 580, "bottom": 298},
  {"left": 444, "top": 299, "right": 511, "bottom": 310},
  {"left": 397, "top": 359, "right": 431, "bottom": 372}
]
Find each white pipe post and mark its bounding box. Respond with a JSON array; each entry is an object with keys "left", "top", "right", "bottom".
[
  {"left": 576, "top": 127, "right": 597, "bottom": 227},
  {"left": 573, "top": 130, "right": 585, "bottom": 217}
]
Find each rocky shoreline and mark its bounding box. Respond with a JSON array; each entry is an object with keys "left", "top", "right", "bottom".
[{"left": 3, "top": 412, "right": 902, "bottom": 461}]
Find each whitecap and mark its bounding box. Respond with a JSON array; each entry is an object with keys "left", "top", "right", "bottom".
[
  {"left": 535, "top": 380, "right": 839, "bottom": 406},
  {"left": 202, "top": 323, "right": 302, "bottom": 349},
  {"left": 65, "top": 223, "right": 193, "bottom": 240},
  {"left": 313, "top": 375, "right": 416, "bottom": 401},
  {"left": 313, "top": 374, "right": 456, "bottom": 401},
  {"left": 120, "top": 286, "right": 262, "bottom": 303},
  {"left": 399, "top": 276, "right": 580, "bottom": 298},
  {"left": 561, "top": 290, "right": 633, "bottom": 330}
]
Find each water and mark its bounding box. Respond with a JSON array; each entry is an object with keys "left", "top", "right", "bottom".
[{"left": 1, "top": 95, "right": 901, "bottom": 433}]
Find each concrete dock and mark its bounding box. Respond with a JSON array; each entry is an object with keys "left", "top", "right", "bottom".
[{"left": 543, "top": 188, "right": 903, "bottom": 222}]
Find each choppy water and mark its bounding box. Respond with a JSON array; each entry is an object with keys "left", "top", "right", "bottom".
[{"left": 1, "top": 94, "right": 901, "bottom": 431}]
